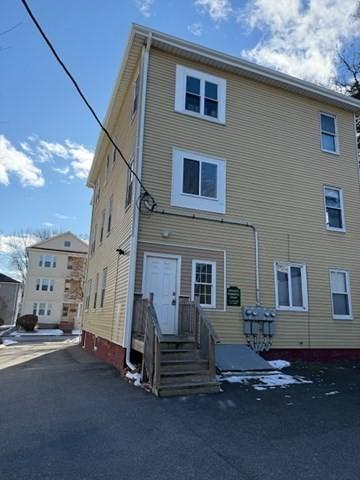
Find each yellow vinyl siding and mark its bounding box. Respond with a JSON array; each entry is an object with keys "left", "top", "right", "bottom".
[
  {"left": 83, "top": 58, "right": 140, "bottom": 346},
  {"left": 136, "top": 48, "right": 360, "bottom": 348}
]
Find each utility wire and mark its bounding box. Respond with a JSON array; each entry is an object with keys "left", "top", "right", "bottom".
[{"left": 20, "top": 0, "right": 156, "bottom": 208}]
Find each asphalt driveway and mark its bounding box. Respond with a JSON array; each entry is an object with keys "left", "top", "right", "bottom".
[{"left": 1, "top": 339, "right": 360, "bottom": 480}]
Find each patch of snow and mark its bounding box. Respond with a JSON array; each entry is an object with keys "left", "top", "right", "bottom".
[
  {"left": 11, "top": 329, "right": 63, "bottom": 336},
  {"left": 2, "top": 339, "right": 18, "bottom": 346},
  {"left": 126, "top": 371, "right": 142, "bottom": 387},
  {"left": 325, "top": 391, "right": 339, "bottom": 396},
  {"left": 72, "top": 329, "right": 81, "bottom": 335},
  {"left": 220, "top": 372, "right": 312, "bottom": 390},
  {"left": 268, "top": 360, "right": 291, "bottom": 370}
]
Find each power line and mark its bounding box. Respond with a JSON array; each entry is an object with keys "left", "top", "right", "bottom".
[{"left": 20, "top": 0, "right": 156, "bottom": 208}]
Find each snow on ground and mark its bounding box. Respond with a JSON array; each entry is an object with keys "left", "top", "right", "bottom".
[
  {"left": 11, "top": 329, "right": 64, "bottom": 337},
  {"left": 268, "top": 360, "right": 291, "bottom": 370},
  {"left": 72, "top": 329, "right": 81, "bottom": 335},
  {"left": 219, "top": 371, "right": 312, "bottom": 390},
  {"left": 325, "top": 391, "right": 340, "bottom": 396},
  {"left": 126, "top": 371, "right": 142, "bottom": 387},
  {"left": 2, "top": 339, "right": 18, "bottom": 346}
]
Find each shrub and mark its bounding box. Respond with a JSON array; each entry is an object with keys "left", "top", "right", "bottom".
[{"left": 18, "top": 314, "right": 38, "bottom": 332}]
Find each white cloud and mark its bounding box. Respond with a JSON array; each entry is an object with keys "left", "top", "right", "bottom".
[
  {"left": 21, "top": 137, "right": 94, "bottom": 181},
  {"left": 195, "top": 0, "right": 232, "bottom": 21},
  {"left": 55, "top": 213, "right": 76, "bottom": 220},
  {"left": 0, "top": 233, "right": 39, "bottom": 254},
  {"left": 188, "top": 23, "right": 204, "bottom": 37},
  {"left": 135, "top": 0, "right": 154, "bottom": 17},
  {"left": 0, "top": 135, "right": 44, "bottom": 187},
  {"left": 42, "top": 222, "right": 55, "bottom": 228},
  {"left": 239, "top": 0, "right": 360, "bottom": 86}
]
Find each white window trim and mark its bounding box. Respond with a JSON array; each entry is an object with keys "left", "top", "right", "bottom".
[
  {"left": 39, "top": 255, "right": 56, "bottom": 268},
  {"left": 191, "top": 260, "right": 217, "bottom": 309},
  {"left": 36, "top": 278, "right": 55, "bottom": 292},
  {"left": 175, "top": 65, "right": 226, "bottom": 124},
  {"left": 171, "top": 148, "right": 226, "bottom": 214},
  {"left": 33, "top": 302, "right": 52, "bottom": 317},
  {"left": 273, "top": 261, "right": 308, "bottom": 312},
  {"left": 320, "top": 112, "right": 340, "bottom": 155},
  {"left": 329, "top": 269, "right": 353, "bottom": 320},
  {"left": 323, "top": 185, "right": 346, "bottom": 232}
]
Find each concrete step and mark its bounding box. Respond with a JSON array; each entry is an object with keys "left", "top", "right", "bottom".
[
  {"left": 160, "top": 359, "right": 209, "bottom": 372},
  {"left": 157, "top": 381, "right": 221, "bottom": 397},
  {"left": 160, "top": 369, "right": 211, "bottom": 385}
]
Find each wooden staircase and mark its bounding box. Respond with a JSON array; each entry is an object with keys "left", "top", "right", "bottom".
[{"left": 139, "top": 296, "right": 220, "bottom": 397}]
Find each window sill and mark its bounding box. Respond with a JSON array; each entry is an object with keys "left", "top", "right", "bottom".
[
  {"left": 333, "top": 315, "right": 353, "bottom": 320},
  {"left": 276, "top": 307, "right": 308, "bottom": 312},
  {"left": 321, "top": 148, "right": 340, "bottom": 156},
  {"left": 175, "top": 108, "right": 225, "bottom": 126},
  {"left": 326, "top": 227, "right": 346, "bottom": 233}
]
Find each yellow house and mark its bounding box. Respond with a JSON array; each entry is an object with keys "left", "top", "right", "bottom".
[{"left": 82, "top": 25, "right": 360, "bottom": 395}]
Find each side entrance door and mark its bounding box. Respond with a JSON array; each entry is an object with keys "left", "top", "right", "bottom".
[{"left": 143, "top": 255, "right": 179, "bottom": 335}]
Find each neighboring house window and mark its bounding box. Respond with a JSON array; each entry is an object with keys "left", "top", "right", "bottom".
[
  {"left": 330, "top": 270, "right": 352, "bottom": 319},
  {"left": 85, "top": 279, "right": 92, "bottom": 310},
  {"left": 125, "top": 161, "right": 134, "bottom": 208},
  {"left": 39, "top": 255, "right": 56, "bottom": 268},
  {"left": 324, "top": 186, "right": 345, "bottom": 231},
  {"left": 93, "top": 273, "right": 99, "bottom": 309},
  {"left": 104, "top": 154, "right": 110, "bottom": 186},
  {"left": 107, "top": 195, "right": 113, "bottom": 234},
  {"left": 33, "top": 303, "right": 52, "bottom": 316},
  {"left": 175, "top": 65, "right": 226, "bottom": 123},
  {"left": 274, "top": 262, "right": 308, "bottom": 311},
  {"left": 64, "top": 240, "right": 71, "bottom": 247},
  {"left": 112, "top": 145, "right": 116, "bottom": 167},
  {"left": 100, "top": 267, "right": 107, "bottom": 308},
  {"left": 320, "top": 113, "right": 338, "bottom": 153},
  {"left": 100, "top": 209, "right": 105, "bottom": 243},
  {"left": 191, "top": 260, "right": 216, "bottom": 308},
  {"left": 132, "top": 75, "right": 139, "bottom": 117},
  {"left": 91, "top": 224, "right": 97, "bottom": 255},
  {"left": 171, "top": 148, "right": 226, "bottom": 213},
  {"left": 36, "top": 278, "right": 54, "bottom": 292}
]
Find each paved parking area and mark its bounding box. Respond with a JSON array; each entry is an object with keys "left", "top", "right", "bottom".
[{"left": 1, "top": 339, "right": 360, "bottom": 480}]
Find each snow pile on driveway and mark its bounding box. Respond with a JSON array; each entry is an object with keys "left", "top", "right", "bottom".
[
  {"left": 11, "top": 329, "right": 64, "bottom": 337},
  {"left": 219, "top": 359, "right": 312, "bottom": 390},
  {"left": 126, "top": 371, "right": 142, "bottom": 387},
  {"left": 1, "top": 339, "right": 18, "bottom": 346}
]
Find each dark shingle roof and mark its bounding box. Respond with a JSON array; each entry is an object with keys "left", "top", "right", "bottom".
[{"left": 0, "top": 273, "right": 20, "bottom": 283}]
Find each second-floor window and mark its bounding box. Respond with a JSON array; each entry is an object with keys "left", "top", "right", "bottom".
[
  {"left": 100, "top": 209, "right": 105, "bottom": 243},
  {"left": 175, "top": 65, "right": 226, "bottom": 123},
  {"left": 171, "top": 148, "right": 226, "bottom": 213},
  {"left": 324, "top": 186, "right": 345, "bottom": 232},
  {"left": 36, "top": 278, "right": 54, "bottom": 292},
  {"left": 320, "top": 113, "right": 338, "bottom": 154},
  {"left": 33, "top": 302, "right": 52, "bottom": 316},
  {"left": 274, "top": 262, "right": 308, "bottom": 311},
  {"left": 330, "top": 269, "right": 352, "bottom": 320},
  {"left": 39, "top": 255, "right": 56, "bottom": 268}
]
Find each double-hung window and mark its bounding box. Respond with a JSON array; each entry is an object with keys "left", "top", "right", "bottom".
[
  {"left": 320, "top": 113, "right": 338, "bottom": 154},
  {"left": 36, "top": 278, "right": 54, "bottom": 292},
  {"left": 172, "top": 149, "right": 226, "bottom": 213},
  {"left": 39, "top": 255, "right": 56, "bottom": 268},
  {"left": 93, "top": 273, "right": 99, "bottom": 309},
  {"left": 324, "top": 186, "right": 345, "bottom": 231},
  {"left": 274, "top": 262, "right": 308, "bottom": 311},
  {"left": 175, "top": 65, "right": 226, "bottom": 123},
  {"left": 33, "top": 302, "right": 52, "bottom": 316},
  {"left": 107, "top": 195, "right": 113, "bottom": 234},
  {"left": 191, "top": 260, "right": 216, "bottom": 308},
  {"left": 100, "top": 209, "right": 105, "bottom": 243},
  {"left": 125, "top": 161, "right": 134, "bottom": 208},
  {"left": 330, "top": 270, "right": 352, "bottom": 319},
  {"left": 100, "top": 267, "right": 107, "bottom": 308},
  {"left": 104, "top": 154, "right": 110, "bottom": 186}
]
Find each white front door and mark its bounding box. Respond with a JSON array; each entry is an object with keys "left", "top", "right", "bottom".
[{"left": 144, "top": 255, "right": 178, "bottom": 335}]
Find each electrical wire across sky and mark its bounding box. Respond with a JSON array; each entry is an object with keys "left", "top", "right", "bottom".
[{"left": 20, "top": 0, "right": 157, "bottom": 210}]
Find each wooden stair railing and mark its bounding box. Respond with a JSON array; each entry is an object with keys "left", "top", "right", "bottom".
[{"left": 141, "top": 293, "right": 162, "bottom": 392}]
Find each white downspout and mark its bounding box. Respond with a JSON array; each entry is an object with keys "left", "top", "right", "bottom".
[{"left": 123, "top": 34, "right": 152, "bottom": 371}]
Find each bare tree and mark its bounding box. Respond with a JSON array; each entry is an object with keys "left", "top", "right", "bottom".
[{"left": 8, "top": 228, "right": 61, "bottom": 284}]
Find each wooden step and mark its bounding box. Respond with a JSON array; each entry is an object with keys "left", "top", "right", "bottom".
[
  {"left": 156, "top": 381, "right": 220, "bottom": 397},
  {"left": 160, "top": 349, "right": 201, "bottom": 361},
  {"left": 160, "top": 341, "right": 197, "bottom": 351},
  {"left": 160, "top": 359, "right": 209, "bottom": 372},
  {"left": 160, "top": 369, "right": 211, "bottom": 385}
]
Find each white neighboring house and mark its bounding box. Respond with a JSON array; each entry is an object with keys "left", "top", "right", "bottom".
[{"left": 22, "top": 232, "right": 88, "bottom": 328}]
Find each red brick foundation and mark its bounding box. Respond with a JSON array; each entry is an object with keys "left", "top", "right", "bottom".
[
  {"left": 82, "top": 330, "right": 126, "bottom": 372},
  {"left": 262, "top": 348, "right": 360, "bottom": 363}
]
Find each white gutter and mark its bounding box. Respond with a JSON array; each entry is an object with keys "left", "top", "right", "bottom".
[{"left": 123, "top": 33, "right": 152, "bottom": 371}]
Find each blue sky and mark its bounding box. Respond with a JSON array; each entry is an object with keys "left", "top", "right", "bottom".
[{"left": 0, "top": 0, "right": 359, "bottom": 277}]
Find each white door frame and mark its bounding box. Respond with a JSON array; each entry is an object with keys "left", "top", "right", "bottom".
[{"left": 142, "top": 252, "right": 182, "bottom": 334}]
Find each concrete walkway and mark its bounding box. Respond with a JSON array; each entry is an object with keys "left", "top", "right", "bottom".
[{"left": 1, "top": 339, "right": 360, "bottom": 480}]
